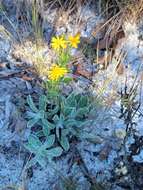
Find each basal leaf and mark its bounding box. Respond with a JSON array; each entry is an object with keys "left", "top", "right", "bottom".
[
  {"left": 78, "top": 96, "right": 88, "bottom": 107},
  {"left": 62, "top": 129, "right": 70, "bottom": 136},
  {"left": 39, "top": 95, "right": 47, "bottom": 111},
  {"left": 35, "top": 130, "right": 44, "bottom": 137},
  {"left": 42, "top": 118, "right": 55, "bottom": 129},
  {"left": 42, "top": 119, "right": 55, "bottom": 136},
  {"left": 26, "top": 111, "right": 37, "bottom": 119},
  {"left": 46, "top": 147, "right": 63, "bottom": 158},
  {"left": 66, "top": 93, "right": 76, "bottom": 107},
  {"left": 60, "top": 136, "right": 70, "bottom": 151},
  {"left": 29, "top": 135, "right": 42, "bottom": 147},
  {"left": 43, "top": 124, "right": 50, "bottom": 136},
  {"left": 68, "top": 108, "right": 76, "bottom": 118},
  {"left": 62, "top": 106, "right": 74, "bottom": 117},
  {"left": 43, "top": 135, "right": 55, "bottom": 149},
  {"left": 27, "top": 95, "right": 38, "bottom": 112},
  {"left": 47, "top": 105, "right": 59, "bottom": 118},
  {"left": 64, "top": 119, "right": 78, "bottom": 127},
  {"left": 25, "top": 135, "right": 42, "bottom": 153},
  {"left": 27, "top": 117, "right": 40, "bottom": 128}
]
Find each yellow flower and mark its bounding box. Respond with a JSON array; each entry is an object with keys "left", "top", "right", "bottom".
[
  {"left": 49, "top": 64, "right": 68, "bottom": 81},
  {"left": 68, "top": 33, "right": 80, "bottom": 48},
  {"left": 51, "top": 36, "right": 67, "bottom": 51}
]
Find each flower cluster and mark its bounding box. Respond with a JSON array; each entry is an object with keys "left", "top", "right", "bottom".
[
  {"left": 49, "top": 33, "right": 80, "bottom": 82},
  {"left": 51, "top": 33, "right": 80, "bottom": 51}
]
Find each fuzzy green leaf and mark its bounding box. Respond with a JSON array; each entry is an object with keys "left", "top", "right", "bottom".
[
  {"left": 29, "top": 135, "right": 42, "bottom": 146},
  {"left": 43, "top": 125, "right": 50, "bottom": 136},
  {"left": 42, "top": 118, "right": 55, "bottom": 129},
  {"left": 62, "top": 129, "right": 70, "bottom": 136},
  {"left": 39, "top": 95, "right": 47, "bottom": 111},
  {"left": 62, "top": 106, "right": 74, "bottom": 117},
  {"left": 66, "top": 93, "right": 76, "bottom": 107},
  {"left": 62, "top": 77, "right": 72, "bottom": 84},
  {"left": 26, "top": 111, "right": 37, "bottom": 119},
  {"left": 78, "top": 96, "right": 88, "bottom": 107},
  {"left": 64, "top": 119, "right": 78, "bottom": 127},
  {"left": 27, "top": 117, "right": 40, "bottom": 128},
  {"left": 25, "top": 135, "right": 42, "bottom": 153},
  {"left": 42, "top": 119, "right": 55, "bottom": 136},
  {"left": 68, "top": 108, "right": 77, "bottom": 118},
  {"left": 46, "top": 147, "right": 63, "bottom": 158},
  {"left": 47, "top": 105, "right": 59, "bottom": 118},
  {"left": 35, "top": 130, "right": 44, "bottom": 137},
  {"left": 27, "top": 95, "right": 38, "bottom": 112},
  {"left": 43, "top": 135, "right": 55, "bottom": 149},
  {"left": 60, "top": 136, "right": 70, "bottom": 151}
]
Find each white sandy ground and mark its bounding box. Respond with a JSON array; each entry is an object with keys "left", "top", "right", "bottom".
[{"left": 0, "top": 2, "right": 143, "bottom": 189}]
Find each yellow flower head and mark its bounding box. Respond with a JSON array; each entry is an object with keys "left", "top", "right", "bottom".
[
  {"left": 68, "top": 33, "right": 80, "bottom": 48},
  {"left": 51, "top": 36, "right": 67, "bottom": 51},
  {"left": 49, "top": 64, "right": 68, "bottom": 81}
]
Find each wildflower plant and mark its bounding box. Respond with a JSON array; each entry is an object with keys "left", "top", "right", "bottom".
[
  {"left": 25, "top": 33, "right": 91, "bottom": 168},
  {"left": 51, "top": 33, "right": 80, "bottom": 67}
]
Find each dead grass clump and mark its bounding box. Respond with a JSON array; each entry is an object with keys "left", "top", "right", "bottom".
[{"left": 12, "top": 40, "right": 54, "bottom": 77}]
